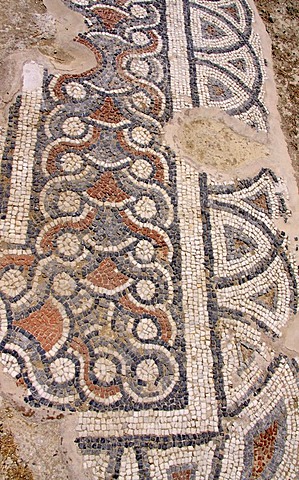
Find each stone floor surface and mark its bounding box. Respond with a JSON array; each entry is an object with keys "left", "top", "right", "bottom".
[{"left": 0, "top": 0, "right": 298, "bottom": 479}]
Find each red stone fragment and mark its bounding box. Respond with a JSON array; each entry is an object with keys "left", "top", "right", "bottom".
[
  {"left": 90, "top": 97, "right": 124, "bottom": 124},
  {"left": 14, "top": 300, "right": 63, "bottom": 352},
  {"left": 172, "top": 470, "right": 192, "bottom": 480},
  {"left": 251, "top": 421, "right": 278, "bottom": 478},
  {"left": 94, "top": 7, "right": 126, "bottom": 31},
  {"left": 87, "top": 258, "right": 129, "bottom": 290},
  {"left": 87, "top": 172, "right": 129, "bottom": 202}
]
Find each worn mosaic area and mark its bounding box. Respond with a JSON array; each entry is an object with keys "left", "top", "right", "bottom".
[{"left": 0, "top": 0, "right": 298, "bottom": 479}]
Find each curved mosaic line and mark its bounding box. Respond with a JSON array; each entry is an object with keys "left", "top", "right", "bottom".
[{"left": 184, "top": 0, "right": 268, "bottom": 130}]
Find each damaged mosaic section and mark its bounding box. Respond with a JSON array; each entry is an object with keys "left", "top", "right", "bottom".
[{"left": 0, "top": 0, "right": 298, "bottom": 479}]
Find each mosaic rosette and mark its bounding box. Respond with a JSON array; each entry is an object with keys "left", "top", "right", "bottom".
[{"left": 0, "top": 0, "right": 298, "bottom": 478}]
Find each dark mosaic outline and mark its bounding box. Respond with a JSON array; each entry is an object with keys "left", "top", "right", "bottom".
[
  {"left": 0, "top": 96, "right": 22, "bottom": 221},
  {"left": 183, "top": 0, "right": 268, "bottom": 125}
]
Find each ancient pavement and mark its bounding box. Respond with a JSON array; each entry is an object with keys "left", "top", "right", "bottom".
[{"left": 0, "top": 0, "right": 298, "bottom": 478}]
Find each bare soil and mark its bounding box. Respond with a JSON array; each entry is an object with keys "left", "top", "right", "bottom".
[
  {"left": 0, "top": 0, "right": 95, "bottom": 123},
  {"left": 0, "top": 408, "right": 33, "bottom": 480},
  {"left": 255, "top": 0, "right": 299, "bottom": 185},
  {"left": 0, "top": 0, "right": 55, "bottom": 111}
]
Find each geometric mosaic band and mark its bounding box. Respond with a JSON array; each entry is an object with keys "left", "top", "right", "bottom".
[{"left": 0, "top": 0, "right": 298, "bottom": 479}]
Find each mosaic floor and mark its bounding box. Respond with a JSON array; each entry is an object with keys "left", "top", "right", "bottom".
[{"left": 0, "top": 0, "right": 298, "bottom": 478}]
